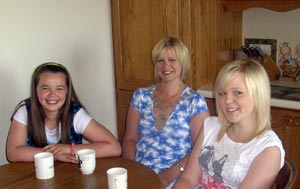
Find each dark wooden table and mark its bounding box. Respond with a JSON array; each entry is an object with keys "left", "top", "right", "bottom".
[{"left": 0, "top": 157, "right": 162, "bottom": 189}]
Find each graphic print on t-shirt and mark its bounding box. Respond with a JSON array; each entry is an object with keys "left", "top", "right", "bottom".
[{"left": 198, "top": 145, "right": 230, "bottom": 189}]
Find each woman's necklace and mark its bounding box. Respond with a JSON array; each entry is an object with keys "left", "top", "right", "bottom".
[{"left": 153, "top": 86, "right": 183, "bottom": 130}]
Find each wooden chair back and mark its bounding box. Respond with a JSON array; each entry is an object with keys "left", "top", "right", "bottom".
[{"left": 272, "top": 158, "right": 297, "bottom": 189}]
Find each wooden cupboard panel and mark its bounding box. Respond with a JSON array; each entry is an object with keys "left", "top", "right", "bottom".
[
  {"left": 205, "top": 98, "right": 217, "bottom": 116},
  {"left": 221, "top": 0, "right": 300, "bottom": 12},
  {"left": 112, "top": 0, "right": 182, "bottom": 91},
  {"left": 116, "top": 90, "right": 133, "bottom": 144},
  {"left": 271, "top": 107, "right": 300, "bottom": 189},
  {"left": 191, "top": 0, "right": 242, "bottom": 88}
]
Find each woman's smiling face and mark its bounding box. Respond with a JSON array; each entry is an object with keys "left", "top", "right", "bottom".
[
  {"left": 155, "top": 48, "right": 182, "bottom": 82},
  {"left": 36, "top": 72, "right": 67, "bottom": 116}
]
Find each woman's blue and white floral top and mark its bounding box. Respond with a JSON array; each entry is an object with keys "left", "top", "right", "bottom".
[{"left": 130, "top": 85, "right": 208, "bottom": 173}]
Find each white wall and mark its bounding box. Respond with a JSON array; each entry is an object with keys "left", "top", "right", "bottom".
[
  {"left": 243, "top": 8, "right": 300, "bottom": 62},
  {"left": 243, "top": 8, "right": 300, "bottom": 43},
  {"left": 0, "top": 0, "right": 117, "bottom": 165}
]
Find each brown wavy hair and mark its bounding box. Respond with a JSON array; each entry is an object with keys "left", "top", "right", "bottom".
[{"left": 11, "top": 62, "right": 84, "bottom": 147}]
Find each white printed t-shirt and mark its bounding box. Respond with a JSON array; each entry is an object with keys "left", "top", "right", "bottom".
[{"left": 197, "top": 117, "right": 285, "bottom": 189}]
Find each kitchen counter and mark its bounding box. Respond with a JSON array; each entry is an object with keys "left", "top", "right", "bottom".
[{"left": 198, "top": 84, "right": 300, "bottom": 111}]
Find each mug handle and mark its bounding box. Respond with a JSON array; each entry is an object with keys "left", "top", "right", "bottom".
[{"left": 78, "top": 156, "right": 82, "bottom": 169}]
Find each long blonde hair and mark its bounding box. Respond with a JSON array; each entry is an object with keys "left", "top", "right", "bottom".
[{"left": 214, "top": 60, "right": 271, "bottom": 141}]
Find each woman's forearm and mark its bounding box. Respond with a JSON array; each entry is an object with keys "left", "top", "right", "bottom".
[
  {"left": 172, "top": 177, "right": 196, "bottom": 189},
  {"left": 121, "top": 140, "right": 137, "bottom": 160}
]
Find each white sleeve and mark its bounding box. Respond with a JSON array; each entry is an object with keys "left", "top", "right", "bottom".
[
  {"left": 202, "top": 116, "right": 220, "bottom": 146},
  {"left": 73, "top": 108, "right": 92, "bottom": 134},
  {"left": 254, "top": 130, "right": 286, "bottom": 168},
  {"left": 13, "top": 105, "right": 28, "bottom": 126}
]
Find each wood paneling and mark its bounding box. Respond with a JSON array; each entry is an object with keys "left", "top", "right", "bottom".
[
  {"left": 191, "top": 0, "right": 242, "bottom": 88},
  {"left": 112, "top": 0, "right": 181, "bottom": 91},
  {"left": 221, "top": 0, "right": 300, "bottom": 12},
  {"left": 206, "top": 98, "right": 217, "bottom": 116},
  {"left": 116, "top": 90, "right": 133, "bottom": 144},
  {"left": 271, "top": 107, "right": 300, "bottom": 189}
]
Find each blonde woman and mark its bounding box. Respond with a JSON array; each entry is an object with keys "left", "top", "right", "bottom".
[
  {"left": 122, "top": 37, "right": 209, "bottom": 188},
  {"left": 173, "top": 60, "right": 285, "bottom": 189}
]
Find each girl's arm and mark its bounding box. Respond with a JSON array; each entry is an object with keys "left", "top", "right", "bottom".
[
  {"left": 6, "top": 119, "right": 43, "bottom": 162},
  {"left": 122, "top": 106, "right": 140, "bottom": 160},
  {"left": 44, "top": 119, "right": 122, "bottom": 162},
  {"left": 239, "top": 146, "right": 282, "bottom": 189},
  {"left": 76, "top": 119, "right": 122, "bottom": 158}
]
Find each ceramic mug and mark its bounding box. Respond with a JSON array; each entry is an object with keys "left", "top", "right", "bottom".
[
  {"left": 77, "top": 149, "right": 96, "bottom": 174},
  {"left": 107, "top": 167, "right": 128, "bottom": 189},
  {"left": 34, "top": 152, "right": 54, "bottom": 179}
]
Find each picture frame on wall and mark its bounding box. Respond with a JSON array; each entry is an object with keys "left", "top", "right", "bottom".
[{"left": 244, "top": 38, "right": 277, "bottom": 63}]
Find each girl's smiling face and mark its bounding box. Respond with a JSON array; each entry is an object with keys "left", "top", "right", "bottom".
[
  {"left": 36, "top": 72, "right": 67, "bottom": 116},
  {"left": 217, "top": 72, "right": 256, "bottom": 126}
]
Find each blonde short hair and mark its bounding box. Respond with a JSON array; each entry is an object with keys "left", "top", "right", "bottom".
[
  {"left": 152, "top": 37, "right": 190, "bottom": 82},
  {"left": 214, "top": 60, "right": 271, "bottom": 141}
]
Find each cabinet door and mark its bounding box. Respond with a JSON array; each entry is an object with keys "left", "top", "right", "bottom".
[
  {"left": 271, "top": 107, "right": 300, "bottom": 189},
  {"left": 205, "top": 98, "right": 217, "bottom": 116},
  {"left": 190, "top": 0, "right": 242, "bottom": 87},
  {"left": 111, "top": 0, "right": 190, "bottom": 91},
  {"left": 116, "top": 90, "right": 133, "bottom": 143}
]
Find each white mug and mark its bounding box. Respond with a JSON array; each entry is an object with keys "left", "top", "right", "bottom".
[
  {"left": 77, "top": 149, "right": 96, "bottom": 174},
  {"left": 107, "top": 167, "right": 128, "bottom": 189},
  {"left": 34, "top": 152, "right": 54, "bottom": 179}
]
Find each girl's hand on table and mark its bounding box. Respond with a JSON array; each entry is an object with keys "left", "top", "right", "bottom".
[
  {"left": 55, "top": 153, "right": 78, "bottom": 164},
  {"left": 44, "top": 144, "right": 77, "bottom": 163},
  {"left": 43, "top": 144, "right": 71, "bottom": 157}
]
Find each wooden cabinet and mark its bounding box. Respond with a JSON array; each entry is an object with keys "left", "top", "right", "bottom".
[
  {"left": 221, "top": 0, "right": 300, "bottom": 12},
  {"left": 116, "top": 90, "right": 133, "bottom": 143},
  {"left": 111, "top": 0, "right": 242, "bottom": 143},
  {"left": 206, "top": 98, "right": 217, "bottom": 116},
  {"left": 271, "top": 107, "right": 300, "bottom": 189}
]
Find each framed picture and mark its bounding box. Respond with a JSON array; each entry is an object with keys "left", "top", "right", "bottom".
[{"left": 244, "top": 38, "right": 277, "bottom": 63}]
